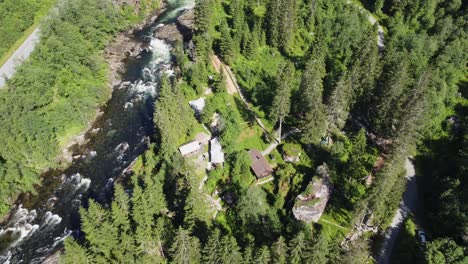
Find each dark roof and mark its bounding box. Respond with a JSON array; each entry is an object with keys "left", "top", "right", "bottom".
[{"left": 248, "top": 149, "right": 273, "bottom": 179}]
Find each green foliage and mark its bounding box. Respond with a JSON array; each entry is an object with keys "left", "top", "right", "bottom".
[
  {"left": 271, "top": 62, "right": 295, "bottom": 135},
  {"left": 154, "top": 77, "right": 195, "bottom": 159},
  {"left": 0, "top": 0, "right": 55, "bottom": 59},
  {"left": 229, "top": 151, "right": 254, "bottom": 190},
  {"left": 391, "top": 218, "right": 425, "bottom": 263},
  {"left": 417, "top": 91, "right": 467, "bottom": 247},
  {"left": 296, "top": 52, "right": 328, "bottom": 144},
  {"left": 289, "top": 232, "right": 307, "bottom": 264},
  {"left": 65, "top": 0, "right": 468, "bottom": 261},
  {"left": 272, "top": 236, "right": 288, "bottom": 264},
  {"left": 0, "top": 0, "right": 151, "bottom": 217},
  {"left": 170, "top": 227, "right": 202, "bottom": 264},
  {"left": 425, "top": 238, "right": 466, "bottom": 264},
  {"left": 62, "top": 148, "right": 168, "bottom": 263}
]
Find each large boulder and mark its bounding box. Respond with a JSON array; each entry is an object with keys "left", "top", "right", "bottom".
[
  {"left": 292, "top": 163, "right": 332, "bottom": 223},
  {"left": 176, "top": 8, "right": 195, "bottom": 32},
  {"left": 154, "top": 24, "right": 183, "bottom": 43},
  {"left": 154, "top": 8, "right": 195, "bottom": 43}
]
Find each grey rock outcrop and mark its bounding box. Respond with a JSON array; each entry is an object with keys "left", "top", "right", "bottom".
[
  {"left": 292, "top": 163, "right": 332, "bottom": 223},
  {"left": 154, "top": 8, "right": 194, "bottom": 43}
]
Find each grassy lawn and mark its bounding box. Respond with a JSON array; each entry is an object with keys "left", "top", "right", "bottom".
[{"left": 237, "top": 124, "right": 269, "bottom": 151}]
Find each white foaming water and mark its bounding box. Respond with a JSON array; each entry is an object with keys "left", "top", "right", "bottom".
[
  {"left": 40, "top": 212, "right": 62, "bottom": 228},
  {"left": 0, "top": 251, "right": 11, "bottom": 264},
  {"left": 0, "top": 205, "right": 40, "bottom": 256},
  {"left": 66, "top": 173, "right": 91, "bottom": 193},
  {"left": 129, "top": 38, "right": 172, "bottom": 101}
]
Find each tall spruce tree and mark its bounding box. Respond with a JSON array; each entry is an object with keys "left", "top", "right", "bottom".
[
  {"left": 220, "top": 235, "right": 244, "bottom": 263},
  {"left": 272, "top": 236, "right": 288, "bottom": 264},
  {"left": 271, "top": 62, "right": 295, "bottom": 142},
  {"left": 327, "top": 73, "right": 353, "bottom": 132},
  {"left": 289, "top": 232, "right": 307, "bottom": 264},
  {"left": 297, "top": 52, "right": 328, "bottom": 144},
  {"left": 202, "top": 229, "right": 222, "bottom": 264},
  {"left": 170, "top": 228, "right": 202, "bottom": 264},
  {"left": 255, "top": 246, "right": 271, "bottom": 264}
]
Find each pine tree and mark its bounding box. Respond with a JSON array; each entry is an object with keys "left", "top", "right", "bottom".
[
  {"left": 154, "top": 78, "right": 193, "bottom": 159},
  {"left": 110, "top": 184, "right": 134, "bottom": 262},
  {"left": 305, "top": 233, "right": 330, "bottom": 264},
  {"left": 341, "top": 238, "right": 371, "bottom": 264},
  {"left": 272, "top": 236, "right": 288, "bottom": 264},
  {"left": 372, "top": 51, "right": 411, "bottom": 137},
  {"left": 267, "top": 0, "right": 281, "bottom": 47},
  {"left": 298, "top": 53, "right": 328, "bottom": 144},
  {"left": 271, "top": 62, "right": 295, "bottom": 142},
  {"left": 289, "top": 232, "right": 306, "bottom": 264},
  {"left": 202, "top": 229, "right": 222, "bottom": 264},
  {"left": 80, "top": 201, "right": 118, "bottom": 261},
  {"left": 195, "top": 0, "right": 213, "bottom": 33},
  {"left": 327, "top": 73, "right": 353, "bottom": 132},
  {"left": 61, "top": 238, "right": 90, "bottom": 264},
  {"left": 220, "top": 235, "right": 244, "bottom": 263},
  {"left": 219, "top": 20, "right": 236, "bottom": 64},
  {"left": 255, "top": 245, "right": 271, "bottom": 264},
  {"left": 170, "top": 227, "right": 202, "bottom": 264}
]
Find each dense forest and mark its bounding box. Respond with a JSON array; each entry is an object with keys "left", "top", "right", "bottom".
[
  {"left": 58, "top": 0, "right": 467, "bottom": 263},
  {"left": 0, "top": 0, "right": 160, "bottom": 216}
]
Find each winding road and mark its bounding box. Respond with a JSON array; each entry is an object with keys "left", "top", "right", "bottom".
[
  {"left": 377, "top": 158, "right": 423, "bottom": 264},
  {"left": 0, "top": 28, "right": 41, "bottom": 88}
]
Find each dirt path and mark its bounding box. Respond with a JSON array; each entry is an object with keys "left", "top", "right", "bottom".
[
  {"left": 211, "top": 55, "right": 237, "bottom": 95},
  {"left": 347, "top": 0, "right": 385, "bottom": 48},
  {"left": 0, "top": 28, "right": 41, "bottom": 88},
  {"left": 211, "top": 55, "right": 270, "bottom": 134},
  {"left": 377, "top": 158, "right": 422, "bottom": 264},
  {"left": 319, "top": 219, "right": 348, "bottom": 230}
]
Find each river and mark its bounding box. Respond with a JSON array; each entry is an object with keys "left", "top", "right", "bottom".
[{"left": 0, "top": 0, "right": 193, "bottom": 262}]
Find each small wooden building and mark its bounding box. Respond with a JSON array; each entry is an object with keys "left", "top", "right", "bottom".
[
  {"left": 248, "top": 149, "right": 273, "bottom": 179},
  {"left": 179, "top": 140, "right": 201, "bottom": 156}
]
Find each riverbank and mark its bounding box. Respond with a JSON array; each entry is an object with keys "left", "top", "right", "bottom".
[
  {"left": 0, "top": 0, "right": 195, "bottom": 261},
  {"left": 0, "top": 0, "right": 167, "bottom": 222},
  {"left": 57, "top": 4, "right": 168, "bottom": 165}
]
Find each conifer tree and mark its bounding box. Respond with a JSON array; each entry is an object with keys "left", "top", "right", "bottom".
[
  {"left": 272, "top": 236, "right": 288, "bottom": 264},
  {"left": 170, "top": 227, "right": 202, "bottom": 264},
  {"left": 271, "top": 62, "right": 295, "bottom": 142},
  {"left": 372, "top": 51, "right": 411, "bottom": 137},
  {"left": 306, "top": 233, "right": 330, "bottom": 264},
  {"left": 255, "top": 245, "right": 271, "bottom": 264},
  {"left": 110, "top": 184, "right": 135, "bottom": 262},
  {"left": 219, "top": 20, "right": 236, "bottom": 63},
  {"left": 243, "top": 245, "right": 254, "bottom": 264},
  {"left": 327, "top": 73, "right": 353, "bottom": 132},
  {"left": 298, "top": 53, "right": 328, "bottom": 144},
  {"left": 195, "top": 0, "right": 213, "bottom": 33},
  {"left": 62, "top": 238, "right": 90, "bottom": 264},
  {"left": 242, "top": 234, "right": 255, "bottom": 264},
  {"left": 202, "top": 229, "right": 222, "bottom": 264},
  {"left": 220, "top": 235, "right": 244, "bottom": 263},
  {"left": 154, "top": 77, "right": 193, "bottom": 159},
  {"left": 289, "top": 232, "right": 306, "bottom": 264},
  {"left": 341, "top": 238, "right": 371, "bottom": 264}
]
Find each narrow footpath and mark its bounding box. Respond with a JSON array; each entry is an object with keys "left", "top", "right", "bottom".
[{"left": 211, "top": 55, "right": 270, "bottom": 134}]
